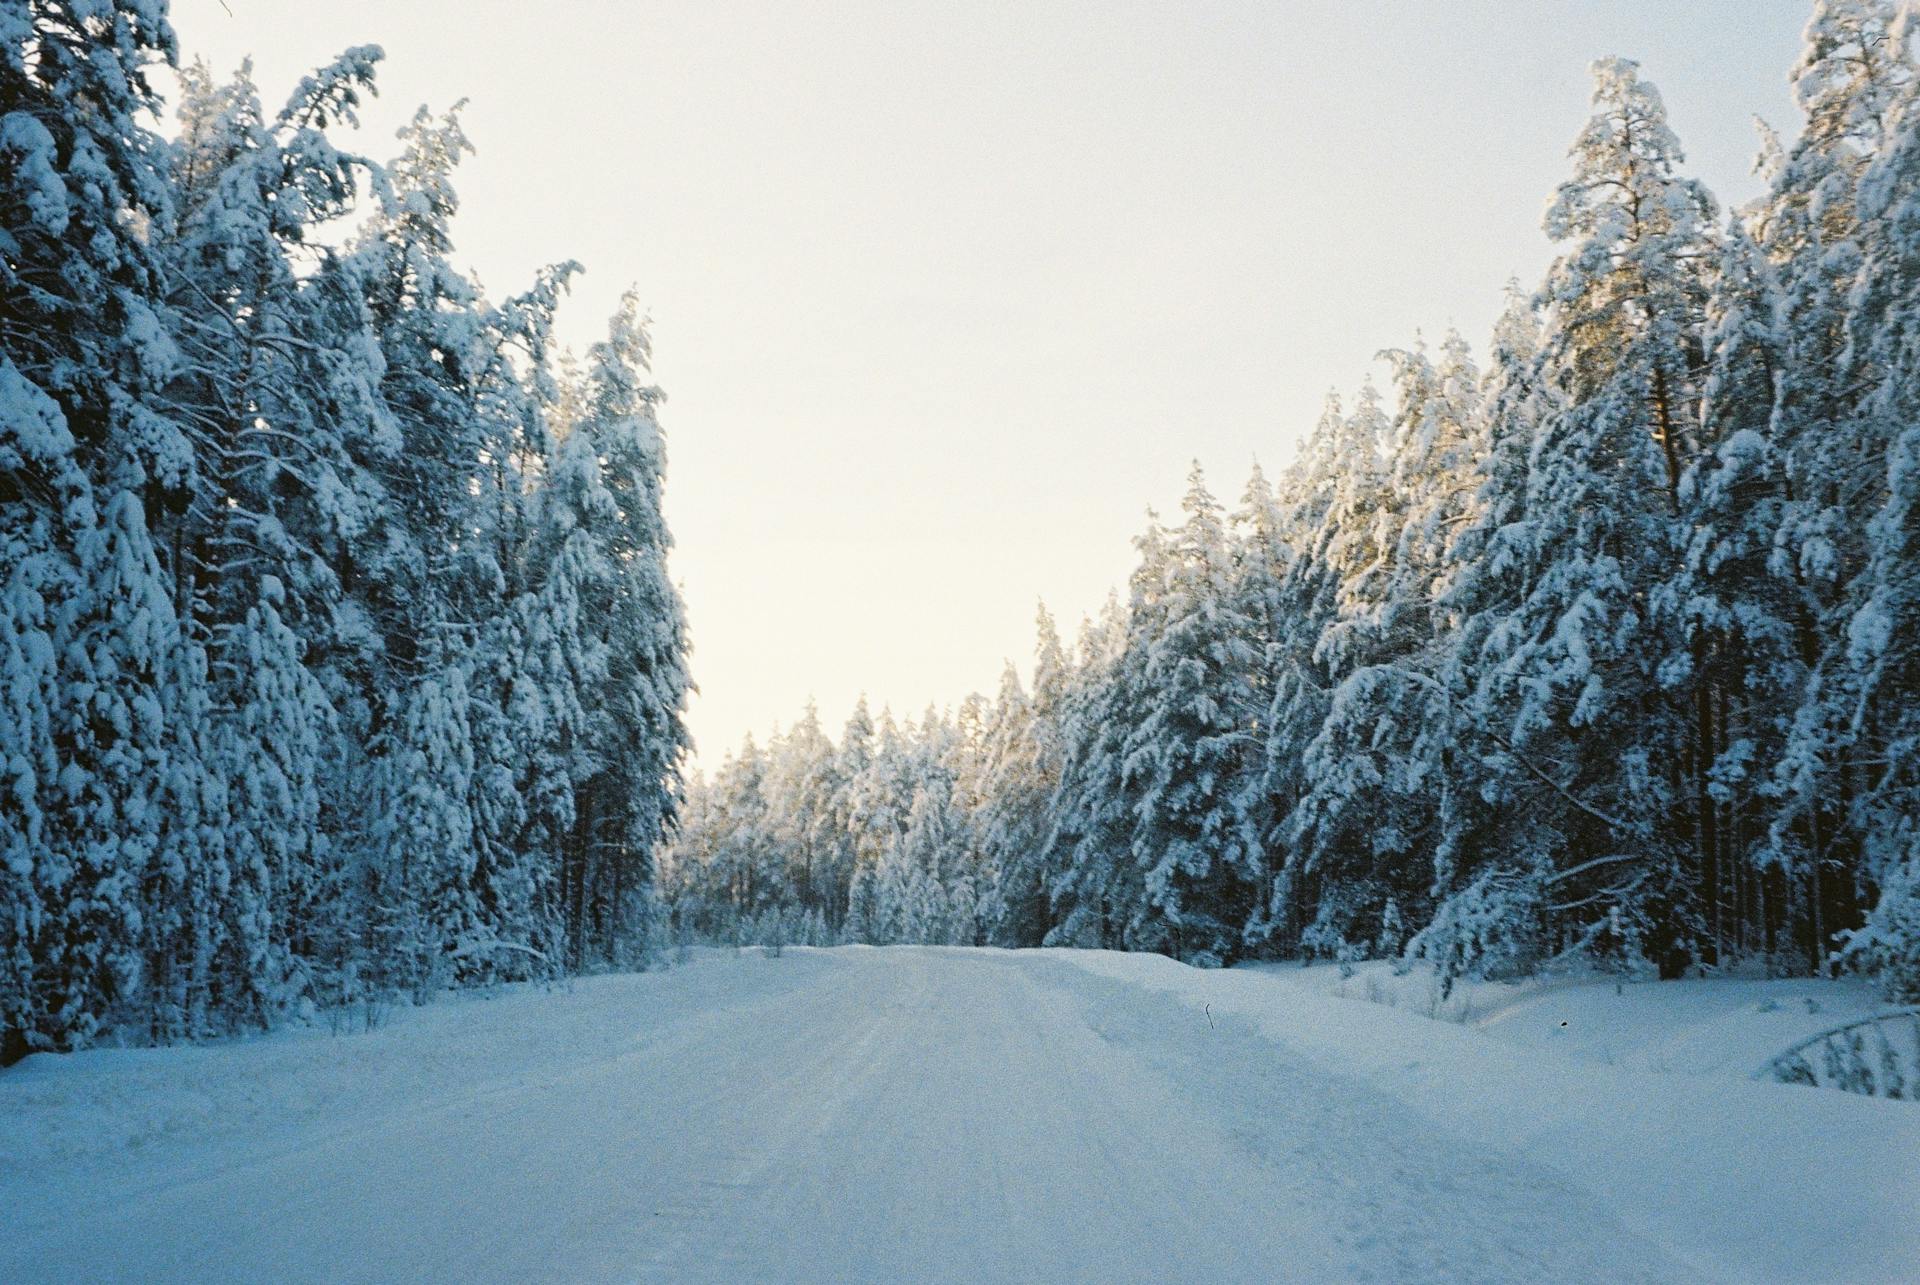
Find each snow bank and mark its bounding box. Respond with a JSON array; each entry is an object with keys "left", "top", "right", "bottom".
[
  {"left": 0, "top": 950, "right": 828, "bottom": 1176},
  {"left": 1239, "top": 958, "right": 1894, "bottom": 1078},
  {"left": 1052, "top": 949, "right": 1920, "bottom": 1284}
]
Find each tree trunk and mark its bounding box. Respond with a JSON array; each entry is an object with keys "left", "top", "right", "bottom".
[{"left": 1695, "top": 645, "right": 1719, "bottom": 964}]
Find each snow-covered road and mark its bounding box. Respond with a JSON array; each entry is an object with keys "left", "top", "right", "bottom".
[{"left": 4, "top": 948, "right": 1908, "bottom": 1282}]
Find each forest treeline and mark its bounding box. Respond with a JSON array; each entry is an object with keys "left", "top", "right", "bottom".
[
  {"left": 1, "top": 5, "right": 688, "bottom": 1060},
  {"left": 669, "top": 2, "right": 1920, "bottom": 1000}
]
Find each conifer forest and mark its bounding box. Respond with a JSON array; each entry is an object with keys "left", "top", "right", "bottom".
[
  {"left": 669, "top": 18, "right": 1920, "bottom": 1004},
  {"left": 7, "top": 5, "right": 1920, "bottom": 1282},
  {"left": 3, "top": 5, "right": 688, "bottom": 1059},
  {"left": 9, "top": 2, "right": 1920, "bottom": 1070}
]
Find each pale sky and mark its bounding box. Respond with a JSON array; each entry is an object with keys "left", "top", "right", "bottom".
[{"left": 169, "top": 0, "right": 1810, "bottom": 763}]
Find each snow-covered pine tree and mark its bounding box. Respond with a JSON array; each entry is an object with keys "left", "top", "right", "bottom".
[
  {"left": 1, "top": 4, "right": 696, "bottom": 1049},
  {"left": 1041, "top": 597, "right": 1134, "bottom": 949},
  {"left": 1677, "top": 220, "right": 1796, "bottom": 965},
  {"left": 1833, "top": 23, "right": 1920, "bottom": 994},
  {"left": 976, "top": 608, "right": 1071, "bottom": 945},
  {"left": 649, "top": 0, "right": 1920, "bottom": 1003},
  {"left": 976, "top": 643, "right": 1045, "bottom": 943},
  {"left": 763, "top": 702, "right": 840, "bottom": 927},
  {"left": 1464, "top": 57, "right": 1720, "bottom": 977},
  {"left": 463, "top": 265, "right": 578, "bottom": 982},
  {"left": 1222, "top": 461, "right": 1290, "bottom": 949},
  {"left": 1123, "top": 466, "right": 1262, "bottom": 963},
  {"left": 1256, "top": 397, "right": 1365, "bottom": 958},
  {"left": 882, "top": 709, "right": 966, "bottom": 944},
  {"left": 860, "top": 708, "right": 933, "bottom": 944},
  {"left": 1411, "top": 289, "right": 1560, "bottom": 988},
  {"left": 1291, "top": 339, "right": 1483, "bottom": 960},
  {"left": 946, "top": 692, "right": 994, "bottom": 944},
  {"left": 1, "top": 0, "right": 200, "bottom": 1056},
  {"left": 554, "top": 292, "right": 691, "bottom": 967},
  {"left": 159, "top": 48, "right": 389, "bottom": 1029},
  {"left": 326, "top": 103, "right": 497, "bottom": 1000},
  {"left": 712, "top": 737, "right": 772, "bottom": 941},
  {"left": 1749, "top": 0, "right": 1916, "bottom": 973},
  {"left": 828, "top": 697, "right": 877, "bottom": 933}
]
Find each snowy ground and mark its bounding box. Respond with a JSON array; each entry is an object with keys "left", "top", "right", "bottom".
[
  {"left": 1238, "top": 956, "right": 1897, "bottom": 1078},
  {"left": 4, "top": 948, "right": 1915, "bottom": 1283}
]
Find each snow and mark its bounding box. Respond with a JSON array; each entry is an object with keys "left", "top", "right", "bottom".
[
  {"left": 1057, "top": 949, "right": 1920, "bottom": 1284},
  {"left": 0, "top": 111, "right": 71, "bottom": 234},
  {"left": 6, "top": 947, "right": 1914, "bottom": 1283},
  {"left": 1239, "top": 957, "right": 1896, "bottom": 1077}
]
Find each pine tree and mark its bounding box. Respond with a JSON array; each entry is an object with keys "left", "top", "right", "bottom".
[
  {"left": 1258, "top": 398, "right": 1365, "bottom": 957},
  {"left": 1123, "top": 466, "right": 1262, "bottom": 963},
  {"left": 982, "top": 608, "right": 1069, "bottom": 945},
  {"left": 551, "top": 293, "right": 691, "bottom": 967},
  {"left": 1042, "top": 599, "right": 1135, "bottom": 949},
  {"left": 764, "top": 702, "right": 839, "bottom": 924},
  {"left": 2, "top": 6, "right": 697, "bottom": 1051},
  {"left": 1462, "top": 58, "right": 1719, "bottom": 978},
  {"left": 1411, "top": 290, "right": 1559, "bottom": 984},
  {"left": 1677, "top": 221, "right": 1795, "bottom": 965},
  {"left": 1833, "top": 23, "right": 1920, "bottom": 993},
  {"left": 464, "top": 266, "right": 578, "bottom": 982},
  {"left": 1, "top": 0, "right": 194, "bottom": 1056},
  {"left": 1751, "top": 0, "right": 1915, "bottom": 973},
  {"left": 1292, "top": 340, "right": 1483, "bottom": 959},
  {"left": 159, "top": 49, "right": 388, "bottom": 1028}
]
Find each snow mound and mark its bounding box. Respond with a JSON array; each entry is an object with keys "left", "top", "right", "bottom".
[
  {"left": 1239, "top": 958, "right": 1895, "bottom": 1078},
  {"left": 1052, "top": 949, "right": 1920, "bottom": 1284}
]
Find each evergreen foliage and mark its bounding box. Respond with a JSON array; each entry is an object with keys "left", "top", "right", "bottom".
[
  {"left": 667, "top": 10, "right": 1920, "bottom": 1001},
  {"left": 1, "top": 6, "right": 688, "bottom": 1060}
]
